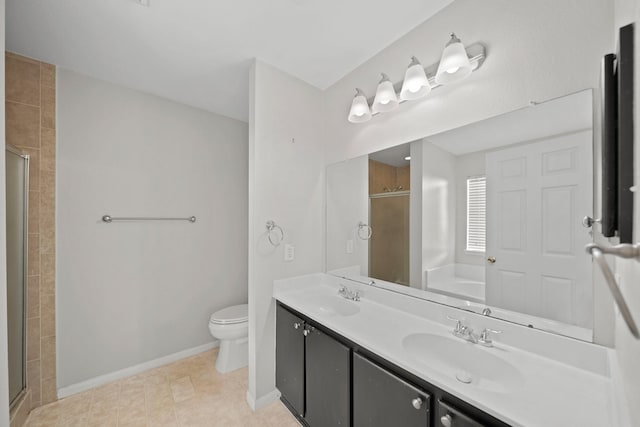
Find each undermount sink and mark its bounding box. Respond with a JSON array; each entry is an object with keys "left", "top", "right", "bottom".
[
  {"left": 402, "top": 333, "right": 524, "bottom": 393},
  {"left": 308, "top": 294, "right": 361, "bottom": 317}
]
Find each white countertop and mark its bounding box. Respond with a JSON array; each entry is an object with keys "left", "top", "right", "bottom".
[{"left": 273, "top": 273, "right": 627, "bottom": 427}]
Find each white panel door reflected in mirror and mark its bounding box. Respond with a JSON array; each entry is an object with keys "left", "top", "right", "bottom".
[{"left": 326, "top": 89, "right": 595, "bottom": 342}]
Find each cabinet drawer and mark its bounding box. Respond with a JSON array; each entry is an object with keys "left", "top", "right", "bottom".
[
  {"left": 353, "top": 353, "right": 430, "bottom": 427},
  {"left": 437, "top": 400, "right": 487, "bottom": 427}
]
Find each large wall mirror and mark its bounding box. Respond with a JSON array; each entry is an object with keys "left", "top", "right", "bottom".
[{"left": 326, "top": 89, "right": 596, "bottom": 341}]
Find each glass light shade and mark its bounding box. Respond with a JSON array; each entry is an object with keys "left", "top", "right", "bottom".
[
  {"left": 435, "top": 33, "right": 472, "bottom": 85},
  {"left": 400, "top": 57, "right": 431, "bottom": 101},
  {"left": 348, "top": 89, "right": 372, "bottom": 123},
  {"left": 371, "top": 74, "right": 399, "bottom": 113}
]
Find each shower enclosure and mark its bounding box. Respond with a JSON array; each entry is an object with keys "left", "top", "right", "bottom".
[
  {"left": 6, "top": 145, "right": 29, "bottom": 408},
  {"left": 369, "top": 192, "right": 410, "bottom": 286}
]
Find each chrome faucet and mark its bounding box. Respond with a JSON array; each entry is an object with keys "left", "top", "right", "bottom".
[
  {"left": 447, "top": 316, "right": 478, "bottom": 343},
  {"left": 481, "top": 307, "right": 492, "bottom": 316},
  {"left": 446, "top": 316, "right": 502, "bottom": 346},
  {"left": 457, "top": 324, "right": 479, "bottom": 344},
  {"left": 338, "top": 285, "right": 361, "bottom": 301}
]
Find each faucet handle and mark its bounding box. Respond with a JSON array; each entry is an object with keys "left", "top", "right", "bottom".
[
  {"left": 446, "top": 315, "right": 463, "bottom": 332},
  {"left": 479, "top": 328, "right": 502, "bottom": 347}
]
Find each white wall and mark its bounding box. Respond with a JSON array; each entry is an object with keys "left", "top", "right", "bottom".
[
  {"left": 613, "top": 0, "right": 640, "bottom": 424},
  {"left": 326, "top": 156, "right": 368, "bottom": 275},
  {"left": 323, "top": 0, "right": 613, "bottom": 164},
  {"left": 421, "top": 142, "right": 456, "bottom": 281},
  {"left": 248, "top": 61, "right": 324, "bottom": 407},
  {"left": 409, "top": 140, "right": 423, "bottom": 288},
  {"left": 454, "top": 151, "right": 486, "bottom": 266},
  {"left": 57, "top": 70, "right": 248, "bottom": 388},
  {"left": 0, "top": 0, "right": 11, "bottom": 423}
]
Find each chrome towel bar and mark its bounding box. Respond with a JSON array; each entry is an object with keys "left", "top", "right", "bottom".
[
  {"left": 585, "top": 243, "right": 639, "bottom": 338},
  {"left": 102, "top": 215, "right": 196, "bottom": 223}
]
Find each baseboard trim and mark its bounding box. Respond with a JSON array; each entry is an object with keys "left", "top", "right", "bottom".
[
  {"left": 58, "top": 341, "right": 219, "bottom": 398},
  {"left": 246, "top": 388, "right": 281, "bottom": 411}
]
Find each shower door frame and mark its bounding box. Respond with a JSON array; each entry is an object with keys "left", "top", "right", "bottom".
[{"left": 6, "top": 144, "right": 29, "bottom": 410}]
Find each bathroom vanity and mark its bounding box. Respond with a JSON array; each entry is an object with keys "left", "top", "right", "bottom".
[
  {"left": 276, "top": 301, "right": 508, "bottom": 427},
  {"left": 273, "top": 273, "right": 626, "bottom": 427}
]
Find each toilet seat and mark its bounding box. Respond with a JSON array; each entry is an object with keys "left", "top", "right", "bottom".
[{"left": 209, "top": 304, "right": 248, "bottom": 325}]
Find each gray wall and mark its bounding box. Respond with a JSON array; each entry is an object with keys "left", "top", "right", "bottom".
[{"left": 57, "top": 70, "right": 248, "bottom": 388}]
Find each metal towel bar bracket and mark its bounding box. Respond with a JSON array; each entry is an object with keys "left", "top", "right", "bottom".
[
  {"left": 585, "top": 243, "right": 640, "bottom": 338},
  {"left": 102, "top": 215, "right": 196, "bottom": 223}
]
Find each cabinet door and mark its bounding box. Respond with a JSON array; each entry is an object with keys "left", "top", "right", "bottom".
[
  {"left": 305, "top": 326, "right": 351, "bottom": 427},
  {"left": 276, "top": 305, "right": 305, "bottom": 416},
  {"left": 353, "top": 353, "right": 430, "bottom": 427},
  {"left": 437, "top": 401, "right": 487, "bottom": 427}
]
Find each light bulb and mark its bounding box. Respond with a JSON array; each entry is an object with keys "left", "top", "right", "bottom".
[
  {"left": 348, "top": 88, "right": 372, "bottom": 123},
  {"left": 435, "top": 33, "right": 472, "bottom": 85},
  {"left": 372, "top": 74, "right": 399, "bottom": 113},
  {"left": 400, "top": 57, "right": 431, "bottom": 101}
]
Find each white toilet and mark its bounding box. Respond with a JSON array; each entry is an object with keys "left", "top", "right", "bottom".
[{"left": 208, "top": 303, "right": 249, "bottom": 374}]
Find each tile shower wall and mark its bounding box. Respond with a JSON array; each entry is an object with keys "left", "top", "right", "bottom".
[{"left": 5, "top": 52, "right": 57, "bottom": 409}]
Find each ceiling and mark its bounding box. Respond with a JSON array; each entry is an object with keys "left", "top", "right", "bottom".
[
  {"left": 370, "top": 143, "right": 411, "bottom": 167},
  {"left": 427, "top": 89, "right": 593, "bottom": 155},
  {"left": 6, "top": 0, "right": 452, "bottom": 122}
]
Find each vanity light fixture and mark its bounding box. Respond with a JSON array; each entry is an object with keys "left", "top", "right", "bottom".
[
  {"left": 371, "top": 73, "right": 399, "bottom": 114},
  {"left": 348, "top": 89, "right": 373, "bottom": 123},
  {"left": 400, "top": 56, "right": 431, "bottom": 101},
  {"left": 346, "top": 33, "right": 485, "bottom": 124}
]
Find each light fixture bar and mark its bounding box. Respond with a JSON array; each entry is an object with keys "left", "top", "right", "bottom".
[{"left": 365, "top": 43, "right": 486, "bottom": 111}]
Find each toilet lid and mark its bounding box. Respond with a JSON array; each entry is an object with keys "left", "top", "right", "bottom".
[{"left": 210, "top": 304, "right": 248, "bottom": 325}]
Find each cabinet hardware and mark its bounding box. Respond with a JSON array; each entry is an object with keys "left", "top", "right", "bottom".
[
  {"left": 487, "top": 256, "right": 496, "bottom": 264},
  {"left": 441, "top": 413, "right": 453, "bottom": 427},
  {"left": 303, "top": 326, "right": 315, "bottom": 337},
  {"left": 411, "top": 397, "right": 423, "bottom": 410},
  {"left": 293, "top": 322, "right": 302, "bottom": 329}
]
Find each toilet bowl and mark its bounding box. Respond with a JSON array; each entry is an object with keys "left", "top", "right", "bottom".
[{"left": 208, "top": 304, "right": 248, "bottom": 374}]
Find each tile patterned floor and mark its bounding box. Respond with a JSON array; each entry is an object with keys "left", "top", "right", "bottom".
[{"left": 25, "top": 349, "right": 300, "bottom": 427}]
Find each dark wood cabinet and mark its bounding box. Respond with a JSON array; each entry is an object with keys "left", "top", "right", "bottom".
[
  {"left": 305, "top": 326, "right": 351, "bottom": 426},
  {"left": 353, "top": 353, "right": 430, "bottom": 427},
  {"left": 276, "top": 305, "right": 305, "bottom": 417},
  {"left": 276, "top": 302, "right": 510, "bottom": 427},
  {"left": 276, "top": 304, "right": 351, "bottom": 426}
]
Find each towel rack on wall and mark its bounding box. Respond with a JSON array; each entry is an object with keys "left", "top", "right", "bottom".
[
  {"left": 266, "top": 220, "right": 284, "bottom": 246},
  {"left": 102, "top": 215, "right": 196, "bottom": 223},
  {"left": 585, "top": 242, "right": 640, "bottom": 339}
]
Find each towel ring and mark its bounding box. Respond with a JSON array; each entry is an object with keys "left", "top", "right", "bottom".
[
  {"left": 357, "top": 221, "right": 372, "bottom": 240},
  {"left": 266, "top": 220, "right": 284, "bottom": 246}
]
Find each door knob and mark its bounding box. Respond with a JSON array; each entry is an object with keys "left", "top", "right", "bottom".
[
  {"left": 487, "top": 256, "right": 496, "bottom": 264},
  {"left": 440, "top": 414, "right": 453, "bottom": 427},
  {"left": 582, "top": 216, "right": 601, "bottom": 228},
  {"left": 411, "top": 397, "right": 423, "bottom": 410}
]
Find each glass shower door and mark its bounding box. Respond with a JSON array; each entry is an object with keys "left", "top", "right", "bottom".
[
  {"left": 369, "top": 193, "right": 410, "bottom": 286},
  {"left": 6, "top": 146, "right": 28, "bottom": 407}
]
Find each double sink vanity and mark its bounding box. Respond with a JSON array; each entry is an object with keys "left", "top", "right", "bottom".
[{"left": 273, "top": 273, "right": 623, "bottom": 427}]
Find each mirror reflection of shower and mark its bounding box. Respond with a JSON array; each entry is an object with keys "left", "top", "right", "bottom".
[
  {"left": 6, "top": 145, "right": 29, "bottom": 409},
  {"left": 368, "top": 146, "right": 411, "bottom": 286}
]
